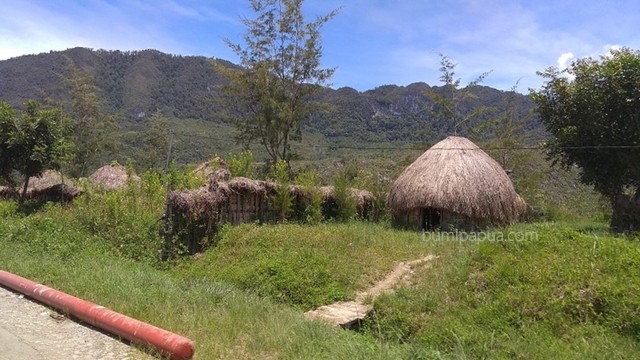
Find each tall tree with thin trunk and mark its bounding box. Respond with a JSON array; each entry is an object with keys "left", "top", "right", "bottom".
[
  {"left": 216, "top": 0, "right": 338, "bottom": 165},
  {"left": 426, "top": 54, "right": 492, "bottom": 135},
  {"left": 64, "top": 61, "right": 120, "bottom": 176}
]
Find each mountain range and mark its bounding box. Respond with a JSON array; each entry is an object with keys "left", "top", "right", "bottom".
[{"left": 0, "top": 47, "right": 544, "bottom": 165}]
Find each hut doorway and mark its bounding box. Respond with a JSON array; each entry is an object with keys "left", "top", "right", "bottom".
[{"left": 421, "top": 208, "right": 441, "bottom": 231}]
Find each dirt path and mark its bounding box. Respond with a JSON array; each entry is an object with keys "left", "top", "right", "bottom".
[
  {"left": 0, "top": 286, "right": 152, "bottom": 360},
  {"left": 304, "top": 254, "right": 437, "bottom": 327}
]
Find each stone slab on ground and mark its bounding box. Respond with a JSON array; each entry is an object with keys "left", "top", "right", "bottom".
[
  {"left": 304, "top": 301, "right": 373, "bottom": 328},
  {"left": 304, "top": 254, "right": 437, "bottom": 328}
]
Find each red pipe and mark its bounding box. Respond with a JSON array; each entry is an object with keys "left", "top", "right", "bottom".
[{"left": 0, "top": 270, "right": 195, "bottom": 360}]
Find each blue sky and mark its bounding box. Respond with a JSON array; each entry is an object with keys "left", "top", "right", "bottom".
[{"left": 1, "top": 1, "right": 638, "bottom": 93}]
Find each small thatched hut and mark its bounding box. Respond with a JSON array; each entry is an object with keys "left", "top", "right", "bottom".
[
  {"left": 0, "top": 185, "right": 18, "bottom": 199},
  {"left": 89, "top": 164, "right": 141, "bottom": 190},
  {"left": 15, "top": 170, "right": 83, "bottom": 202},
  {"left": 387, "top": 136, "right": 527, "bottom": 230}
]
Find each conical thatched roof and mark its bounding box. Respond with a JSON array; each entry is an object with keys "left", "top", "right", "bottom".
[
  {"left": 387, "top": 136, "right": 526, "bottom": 224},
  {"left": 89, "top": 164, "right": 141, "bottom": 190}
]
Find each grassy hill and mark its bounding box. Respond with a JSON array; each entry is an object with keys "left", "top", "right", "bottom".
[{"left": 0, "top": 182, "right": 637, "bottom": 359}]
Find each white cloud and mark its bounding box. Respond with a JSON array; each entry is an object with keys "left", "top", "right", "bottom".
[
  {"left": 557, "top": 52, "right": 575, "bottom": 70},
  {"left": 602, "top": 44, "right": 622, "bottom": 58}
]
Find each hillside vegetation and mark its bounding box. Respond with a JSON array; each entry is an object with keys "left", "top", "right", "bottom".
[
  {"left": 0, "top": 48, "right": 545, "bottom": 167},
  {"left": 0, "top": 174, "right": 637, "bottom": 359}
]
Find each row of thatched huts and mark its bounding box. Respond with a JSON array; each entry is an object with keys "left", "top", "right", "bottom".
[
  {"left": 168, "top": 168, "right": 375, "bottom": 252},
  {"left": 0, "top": 164, "right": 140, "bottom": 202},
  {"left": 2, "top": 136, "right": 528, "bottom": 236},
  {"left": 167, "top": 136, "right": 530, "bottom": 251}
]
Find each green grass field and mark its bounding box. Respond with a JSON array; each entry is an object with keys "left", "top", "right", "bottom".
[{"left": 1, "top": 185, "right": 639, "bottom": 359}]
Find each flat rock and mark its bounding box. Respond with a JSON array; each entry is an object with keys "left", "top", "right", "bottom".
[{"left": 304, "top": 301, "right": 372, "bottom": 328}]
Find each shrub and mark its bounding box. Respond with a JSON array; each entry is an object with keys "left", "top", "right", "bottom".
[
  {"left": 269, "top": 160, "right": 293, "bottom": 222},
  {"left": 227, "top": 150, "right": 256, "bottom": 178},
  {"left": 294, "top": 170, "right": 323, "bottom": 224},
  {"left": 354, "top": 169, "right": 391, "bottom": 222},
  {"left": 331, "top": 168, "right": 357, "bottom": 221}
]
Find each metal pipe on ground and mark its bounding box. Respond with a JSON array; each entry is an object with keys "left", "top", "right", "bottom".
[{"left": 0, "top": 270, "right": 195, "bottom": 360}]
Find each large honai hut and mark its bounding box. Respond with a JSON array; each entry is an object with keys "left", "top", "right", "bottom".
[{"left": 387, "top": 136, "right": 527, "bottom": 230}]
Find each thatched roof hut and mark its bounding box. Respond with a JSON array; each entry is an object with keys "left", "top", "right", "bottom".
[
  {"left": 25, "top": 170, "right": 65, "bottom": 191},
  {"left": 0, "top": 185, "right": 18, "bottom": 199},
  {"left": 193, "top": 157, "right": 228, "bottom": 182},
  {"left": 15, "top": 170, "right": 84, "bottom": 202},
  {"left": 89, "top": 164, "right": 140, "bottom": 190},
  {"left": 387, "top": 136, "right": 526, "bottom": 230}
]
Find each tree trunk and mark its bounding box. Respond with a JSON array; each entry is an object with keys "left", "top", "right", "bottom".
[{"left": 20, "top": 175, "right": 30, "bottom": 203}]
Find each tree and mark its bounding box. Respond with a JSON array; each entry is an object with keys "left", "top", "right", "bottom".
[
  {"left": 137, "top": 110, "right": 170, "bottom": 172},
  {"left": 0, "top": 100, "right": 71, "bottom": 198},
  {"left": 217, "top": 0, "right": 338, "bottom": 165},
  {"left": 63, "top": 61, "right": 120, "bottom": 177},
  {"left": 426, "top": 54, "right": 492, "bottom": 135},
  {"left": 531, "top": 48, "right": 640, "bottom": 201},
  {"left": 0, "top": 102, "right": 17, "bottom": 184}
]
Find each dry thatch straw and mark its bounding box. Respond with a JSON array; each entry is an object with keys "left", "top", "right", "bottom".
[
  {"left": 169, "top": 187, "right": 222, "bottom": 220},
  {"left": 319, "top": 186, "right": 375, "bottom": 209},
  {"left": 89, "top": 164, "right": 141, "bottom": 190},
  {"left": 228, "top": 177, "right": 273, "bottom": 195},
  {"left": 193, "top": 157, "right": 228, "bottom": 181},
  {"left": 387, "top": 136, "right": 526, "bottom": 224},
  {"left": 25, "top": 170, "right": 65, "bottom": 192},
  {"left": 0, "top": 185, "right": 18, "bottom": 199},
  {"left": 29, "top": 183, "right": 84, "bottom": 202}
]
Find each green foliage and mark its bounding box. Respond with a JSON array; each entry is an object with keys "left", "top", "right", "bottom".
[
  {"left": 217, "top": 0, "right": 338, "bottom": 164},
  {"left": 294, "top": 169, "right": 323, "bottom": 224},
  {"left": 354, "top": 168, "right": 391, "bottom": 222},
  {"left": 3, "top": 196, "right": 640, "bottom": 359},
  {"left": 168, "top": 161, "right": 206, "bottom": 191},
  {"left": 0, "top": 101, "right": 17, "bottom": 183},
  {"left": 227, "top": 150, "right": 256, "bottom": 178},
  {"left": 425, "top": 54, "right": 493, "bottom": 136},
  {"left": 269, "top": 159, "right": 293, "bottom": 222},
  {"left": 180, "top": 222, "right": 431, "bottom": 310},
  {"left": 362, "top": 222, "right": 640, "bottom": 358},
  {"left": 331, "top": 167, "right": 358, "bottom": 221},
  {"left": 531, "top": 47, "right": 640, "bottom": 200},
  {"left": 63, "top": 61, "right": 120, "bottom": 177},
  {"left": 66, "top": 175, "right": 165, "bottom": 263},
  {"left": 0, "top": 100, "right": 71, "bottom": 196},
  {"left": 136, "top": 110, "right": 170, "bottom": 172}
]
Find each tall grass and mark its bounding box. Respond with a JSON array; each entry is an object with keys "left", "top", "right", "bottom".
[
  {"left": 361, "top": 221, "right": 640, "bottom": 358},
  {"left": 1, "top": 174, "right": 638, "bottom": 359},
  {"left": 0, "top": 201, "right": 443, "bottom": 359}
]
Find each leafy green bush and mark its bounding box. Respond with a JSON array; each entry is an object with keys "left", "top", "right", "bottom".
[
  {"left": 354, "top": 169, "right": 391, "bottom": 222},
  {"left": 269, "top": 160, "right": 293, "bottom": 222},
  {"left": 57, "top": 174, "right": 166, "bottom": 263},
  {"left": 0, "top": 199, "right": 17, "bottom": 217},
  {"left": 168, "top": 162, "right": 206, "bottom": 190},
  {"left": 331, "top": 168, "right": 357, "bottom": 221},
  {"left": 294, "top": 169, "right": 323, "bottom": 224},
  {"left": 227, "top": 150, "right": 256, "bottom": 178}
]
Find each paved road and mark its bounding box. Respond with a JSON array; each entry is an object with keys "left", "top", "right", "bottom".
[{"left": 0, "top": 286, "right": 150, "bottom": 360}]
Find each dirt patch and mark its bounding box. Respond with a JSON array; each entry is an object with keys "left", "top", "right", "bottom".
[
  {"left": 356, "top": 255, "right": 436, "bottom": 301},
  {"left": 0, "top": 286, "right": 152, "bottom": 360},
  {"left": 305, "top": 254, "right": 437, "bottom": 327}
]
